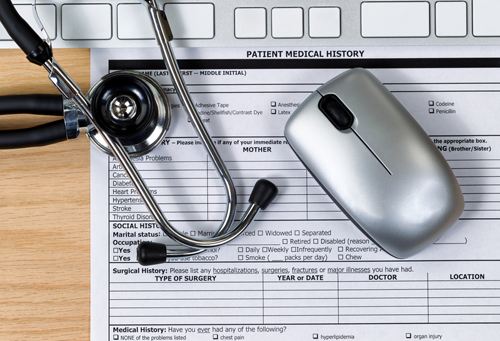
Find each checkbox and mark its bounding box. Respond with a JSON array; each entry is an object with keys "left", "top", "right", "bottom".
[
  {"left": 338, "top": 254, "right": 344, "bottom": 260},
  {"left": 238, "top": 255, "right": 243, "bottom": 261},
  {"left": 190, "top": 231, "right": 196, "bottom": 236},
  {"left": 313, "top": 334, "right": 319, "bottom": 339},
  {"left": 294, "top": 230, "right": 300, "bottom": 236},
  {"left": 113, "top": 335, "right": 119, "bottom": 340},
  {"left": 428, "top": 100, "right": 434, "bottom": 106},
  {"left": 113, "top": 248, "right": 119, "bottom": 253},
  {"left": 238, "top": 247, "right": 243, "bottom": 252},
  {"left": 429, "top": 108, "right": 435, "bottom": 114},
  {"left": 271, "top": 101, "right": 276, "bottom": 107},
  {"left": 313, "top": 239, "right": 318, "bottom": 244},
  {"left": 258, "top": 230, "right": 263, "bottom": 236},
  {"left": 338, "top": 246, "right": 343, "bottom": 252},
  {"left": 213, "top": 334, "right": 219, "bottom": 339},
  {"left": 113, "top": 256, "right": 119, "bottom": 261},
  {"left": 282, "top": 239, "right": 288, "bottom": 244},
  {"left": 271, "top": 109, "right": 276, "bottom": 114},
  {"left": 406, "top": 333, "right": 411, "bottom": 339}
]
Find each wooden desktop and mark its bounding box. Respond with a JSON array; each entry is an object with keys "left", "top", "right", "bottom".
[{"left": 0, "top": 49, "right": 91, "bottom": 341}]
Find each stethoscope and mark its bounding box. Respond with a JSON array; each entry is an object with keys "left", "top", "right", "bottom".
[{"left": 0, "top": 0, "right": 278, "bottom": 265}]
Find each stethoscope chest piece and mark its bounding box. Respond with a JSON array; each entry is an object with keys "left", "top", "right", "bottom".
[
  {"left": 0, "top": 0, "right": 279, "bottom": 265},
  {"left": 87, "top": 71, "right": 170, "bottom": 157}
]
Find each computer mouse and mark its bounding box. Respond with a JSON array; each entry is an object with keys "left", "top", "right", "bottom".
[{"left": 284, "top": 68, "right": 464, "bottom": 258}]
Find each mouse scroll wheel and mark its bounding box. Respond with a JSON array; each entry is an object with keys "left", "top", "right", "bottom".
[{"left": 318, "top": 94, "right": 354, "bottom": 130}]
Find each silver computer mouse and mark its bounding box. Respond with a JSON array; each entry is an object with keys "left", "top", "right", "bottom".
[{"left": 284, "top": 68, "right": 464, "bottom": 258}]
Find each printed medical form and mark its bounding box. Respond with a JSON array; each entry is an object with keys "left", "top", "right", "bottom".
[{"left": 91, "top": 46, "right": 500, "bottom": 341}]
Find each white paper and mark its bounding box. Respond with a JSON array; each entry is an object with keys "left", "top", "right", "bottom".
[{"left": 91, "top": 46, "right": 500, "bottom": 340}]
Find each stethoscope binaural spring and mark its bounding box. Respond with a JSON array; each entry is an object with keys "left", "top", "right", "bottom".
[{"left": 0, "top": 0, "right": 278, "bottom": 265}]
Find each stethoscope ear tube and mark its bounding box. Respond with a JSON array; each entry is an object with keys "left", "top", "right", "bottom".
[{"left": 137, "top": 179, "right": 279, "bottom": 265}]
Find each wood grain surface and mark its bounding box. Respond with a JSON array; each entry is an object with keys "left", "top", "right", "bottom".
[{"left": 0, "top": 49, "right": 91, "bottom": 340}]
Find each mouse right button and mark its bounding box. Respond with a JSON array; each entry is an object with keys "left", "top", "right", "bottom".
[{"left": 318, "top": 94, "right": 354, "bottom": 130}]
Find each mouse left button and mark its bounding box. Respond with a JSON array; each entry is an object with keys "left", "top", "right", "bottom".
[{"left": 318, "top": 94, "right": 354, "bottom": 130}]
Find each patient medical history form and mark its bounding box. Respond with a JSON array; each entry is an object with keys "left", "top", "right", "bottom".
[{"left": 91, "top": 47, "right": 500, "bottom": 340}]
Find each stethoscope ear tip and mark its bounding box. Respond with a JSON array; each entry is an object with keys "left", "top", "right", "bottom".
[
  {"left": 137, "top": 241, "right": 167, "bottom": 266},
  {"left": 249, "top": 179, "right": 279, "bottom": 210}
]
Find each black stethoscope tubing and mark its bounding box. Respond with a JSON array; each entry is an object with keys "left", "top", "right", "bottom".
[{"left": 0, "top": 94, "right": 67, "bottom": 148}]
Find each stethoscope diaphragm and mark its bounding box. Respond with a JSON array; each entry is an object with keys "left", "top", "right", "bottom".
[{"left": 86, "top": 71, "right": 171, "bottom": 157}]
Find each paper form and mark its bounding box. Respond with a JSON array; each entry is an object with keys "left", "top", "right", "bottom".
[{"left": 91, "top": 46, "right": 500, "bottom": 340}]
